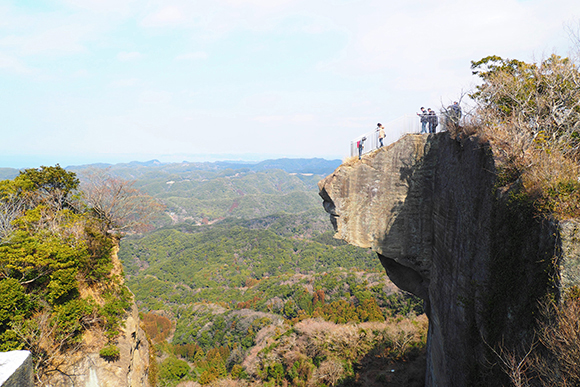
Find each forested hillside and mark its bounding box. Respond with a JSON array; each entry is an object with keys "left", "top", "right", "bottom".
[
  {"left": 0, "top": 168, "right": 18, "bottom": 180},
  {"left": 70, "top": 159, "right": 337, "bottom": 226},
  {"left": 111, "top": 159, "right": 427, "bottom": 387},
  {"left": 0, "top": 159, "right": 425, "bottom": 386},
  {"left": 120, "top": 216, "right": 426, "bottom": 387},
  {"left": 0, "top": 166, "right": 136, "bottom": 384}
]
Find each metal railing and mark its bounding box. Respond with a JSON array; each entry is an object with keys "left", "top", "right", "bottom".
[{"left": 350, "top": 114, "right": 422, "bottom": 158}]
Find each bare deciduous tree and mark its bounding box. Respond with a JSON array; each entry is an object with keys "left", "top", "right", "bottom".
[
  {"left": 315, "top": 358, "right": 344, "bottom": 386},
  {"left": 531, "top": 296, "right": 580, "bottom": 386},
  {"left": 0, "top": 194, "right": 24, "bottom": 242},
  {"left": 79, "top": 168, "right": 164, "bottom": 234},
  {"left": 471, "top": 54, "right": 580, "bottom": 162},
  {"left": 484, "top": 336, "right": 536, "bottom": 387}
]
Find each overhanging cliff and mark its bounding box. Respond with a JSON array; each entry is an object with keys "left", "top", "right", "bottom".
[{"left": 319, "top": 133, "right": 580, "bottom": 386}]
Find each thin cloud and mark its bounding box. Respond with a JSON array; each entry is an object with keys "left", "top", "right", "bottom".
[
  {"left": 175, "top": 51, "right": 208, "bottom": 61},
  {"left": 72, "top": 69, "right": 89, "bottom": 78},
  {"left": 109, "top": 78, "right": 141, "bottom": 87},
  {"left": 0, "top": 52, "right": 33, "bottom": 74},
  {"left": 117, "top": 51, "right": 143, "bottom": 61},
  {"left": 61, "top": 0, "right": 139, "bottom": 14},
  {"left": 141, "top": 6, "right": 186, "bottom": 27},
  {"left": 253, "top": 114, "right": 315, "bottom": 123},
  {"left": 138, "top": 90, "right": 172, "bottom": 104},
  {"left": 0, "top": 25, "right": 90, "bottom": 55}
]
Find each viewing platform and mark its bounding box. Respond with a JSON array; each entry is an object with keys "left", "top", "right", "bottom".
[{"left": 350, "top": 112, "right": 456, "bottom": 158}]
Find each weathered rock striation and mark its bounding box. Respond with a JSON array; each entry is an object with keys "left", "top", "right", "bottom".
[{"left": 319, "top": 133, "right": 580, "bottom": 386}]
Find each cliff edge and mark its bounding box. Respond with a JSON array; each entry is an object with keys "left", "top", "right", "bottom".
[{"left": 319, "top": 133, "right": 580, "bottom": 386}]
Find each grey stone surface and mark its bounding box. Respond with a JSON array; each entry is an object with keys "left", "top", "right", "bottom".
[
  {"left": 560, "top": 220, "right": 580, "bottom": 289},
  {"left": 0, "top": 350, "right": 34, "bottom": 387},
  {"left": 319, "top": 133, "right": 580, "bottom": 386}
]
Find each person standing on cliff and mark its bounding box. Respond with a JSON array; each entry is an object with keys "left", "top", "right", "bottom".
[
  {"left": 357, "top": 136, "right": 366, "bottom": 159},
  {"left": 447, "top": 101, "right": 462, "bottom": 130},
  {"left": 377, "top": 123, "right": 386, "bottom": 148},
  {"left": 428, "top": 109, "right": 438, "bottom": 133},
  {"left": 417, "top": 107, "right": 428, "bottom": 134}
]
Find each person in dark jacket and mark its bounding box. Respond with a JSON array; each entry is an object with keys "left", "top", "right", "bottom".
[
  {"left": 447, "top": 101, "right": 462, "bottom": 130},
  {"left": 427, "top": 109, "right": 438, "bottom": 134}
]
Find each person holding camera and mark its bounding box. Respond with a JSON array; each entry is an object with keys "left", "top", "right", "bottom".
[{"left": 417, "top": 107, "right": 428, "bottom": 134}]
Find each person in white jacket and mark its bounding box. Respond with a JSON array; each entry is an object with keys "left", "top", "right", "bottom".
[{"left": 377, "top": 123, "right": 386, "bottom": 147}]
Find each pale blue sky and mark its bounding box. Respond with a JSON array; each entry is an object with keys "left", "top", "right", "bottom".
[{"left": 1, "top": 0, "right": 578, "bottom": 167}]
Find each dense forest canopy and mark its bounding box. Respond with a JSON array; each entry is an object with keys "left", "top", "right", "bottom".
[
  {"left": 110, "top": 162, "right": 427, "bottom": 387},
  {"left": 0, "top": 160, "right": 427, "bottom": 386}
]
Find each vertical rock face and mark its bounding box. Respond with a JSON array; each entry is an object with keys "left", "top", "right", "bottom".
[
  {"left": 319, "top": 133, "right": 580, "bottom": 386},
  {"left": 44, "top": 302, "right": 150, "bottom": 387},
  {"left": 0, "top": 351, "right": 34, "bottom": 387},
  {"left": 42, "top": 245, "right": 151, "bottom": 387}
]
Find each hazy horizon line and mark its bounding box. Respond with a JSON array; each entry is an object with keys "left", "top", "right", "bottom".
[{"left": 0, "top": 153, "right": 344, "bottom": 170}]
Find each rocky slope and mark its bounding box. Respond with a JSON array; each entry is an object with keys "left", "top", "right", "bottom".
[
  {"left": 319, "top": 133, "right": 580, "bottom": 386},
  {"left": 42, "top": 249, "right": 151, "bottom": 387},
  {"left": 43, "top": 304, "right": 151, "bottom": 387}
]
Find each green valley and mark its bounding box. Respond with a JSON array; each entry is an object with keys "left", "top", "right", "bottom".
[
  {"left": 111, "top": 159, "right": 426, "bottom": 387},
  {"left": 0, "top": 159, "right": 427, "bottom": 386}
]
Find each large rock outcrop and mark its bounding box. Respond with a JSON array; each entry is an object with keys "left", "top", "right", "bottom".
[{"left": 319, "top": 133, "right": 580, "bottom": 386}]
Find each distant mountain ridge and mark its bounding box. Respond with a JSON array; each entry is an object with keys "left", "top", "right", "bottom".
[
  {"left": 0, "top": 168, "right": 19, "bottom": 180},
  {"left": 66, "top": 158, "right": 341, "bottom": 227},
  {"left": 215, "top": 158, "right": 342, "bottom": 175},
  {"left": 3, "top": 158, "right": 341, "bottom": 179},
  {"left": 68, "top": 157, "right": 341, "bottom": 176},
  {"left": 3, "top": 158, "right": 342, "bottom": 228}
]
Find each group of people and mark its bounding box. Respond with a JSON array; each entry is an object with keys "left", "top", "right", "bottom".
[
  {"left": 356, "top": 102, "right": 462, "bottom": 160},
  {"left": 356, "top": 123, "right": 385, "bottom": 159},
  {"left": 417, "top": 102, "right": 462, "bottom": 134},
  {"left": 417, "top": 107, "right": 439, "bottom": 134}
]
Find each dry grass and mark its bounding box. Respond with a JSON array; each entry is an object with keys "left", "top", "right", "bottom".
[
  {"left": 261, "top": 316, "right": 426, "bottom": 385},
  {"left": 341, "top": 155, "right": 360, "bottom": 167},
  {"left": 486, "top": 292, "right": 580, "bottom": 387},
  {"left": 457, "top": 113, "right": 580, "bottom": 219},
  {"left": 532, "top": 293, "right": 580, "bottom": 386}
]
